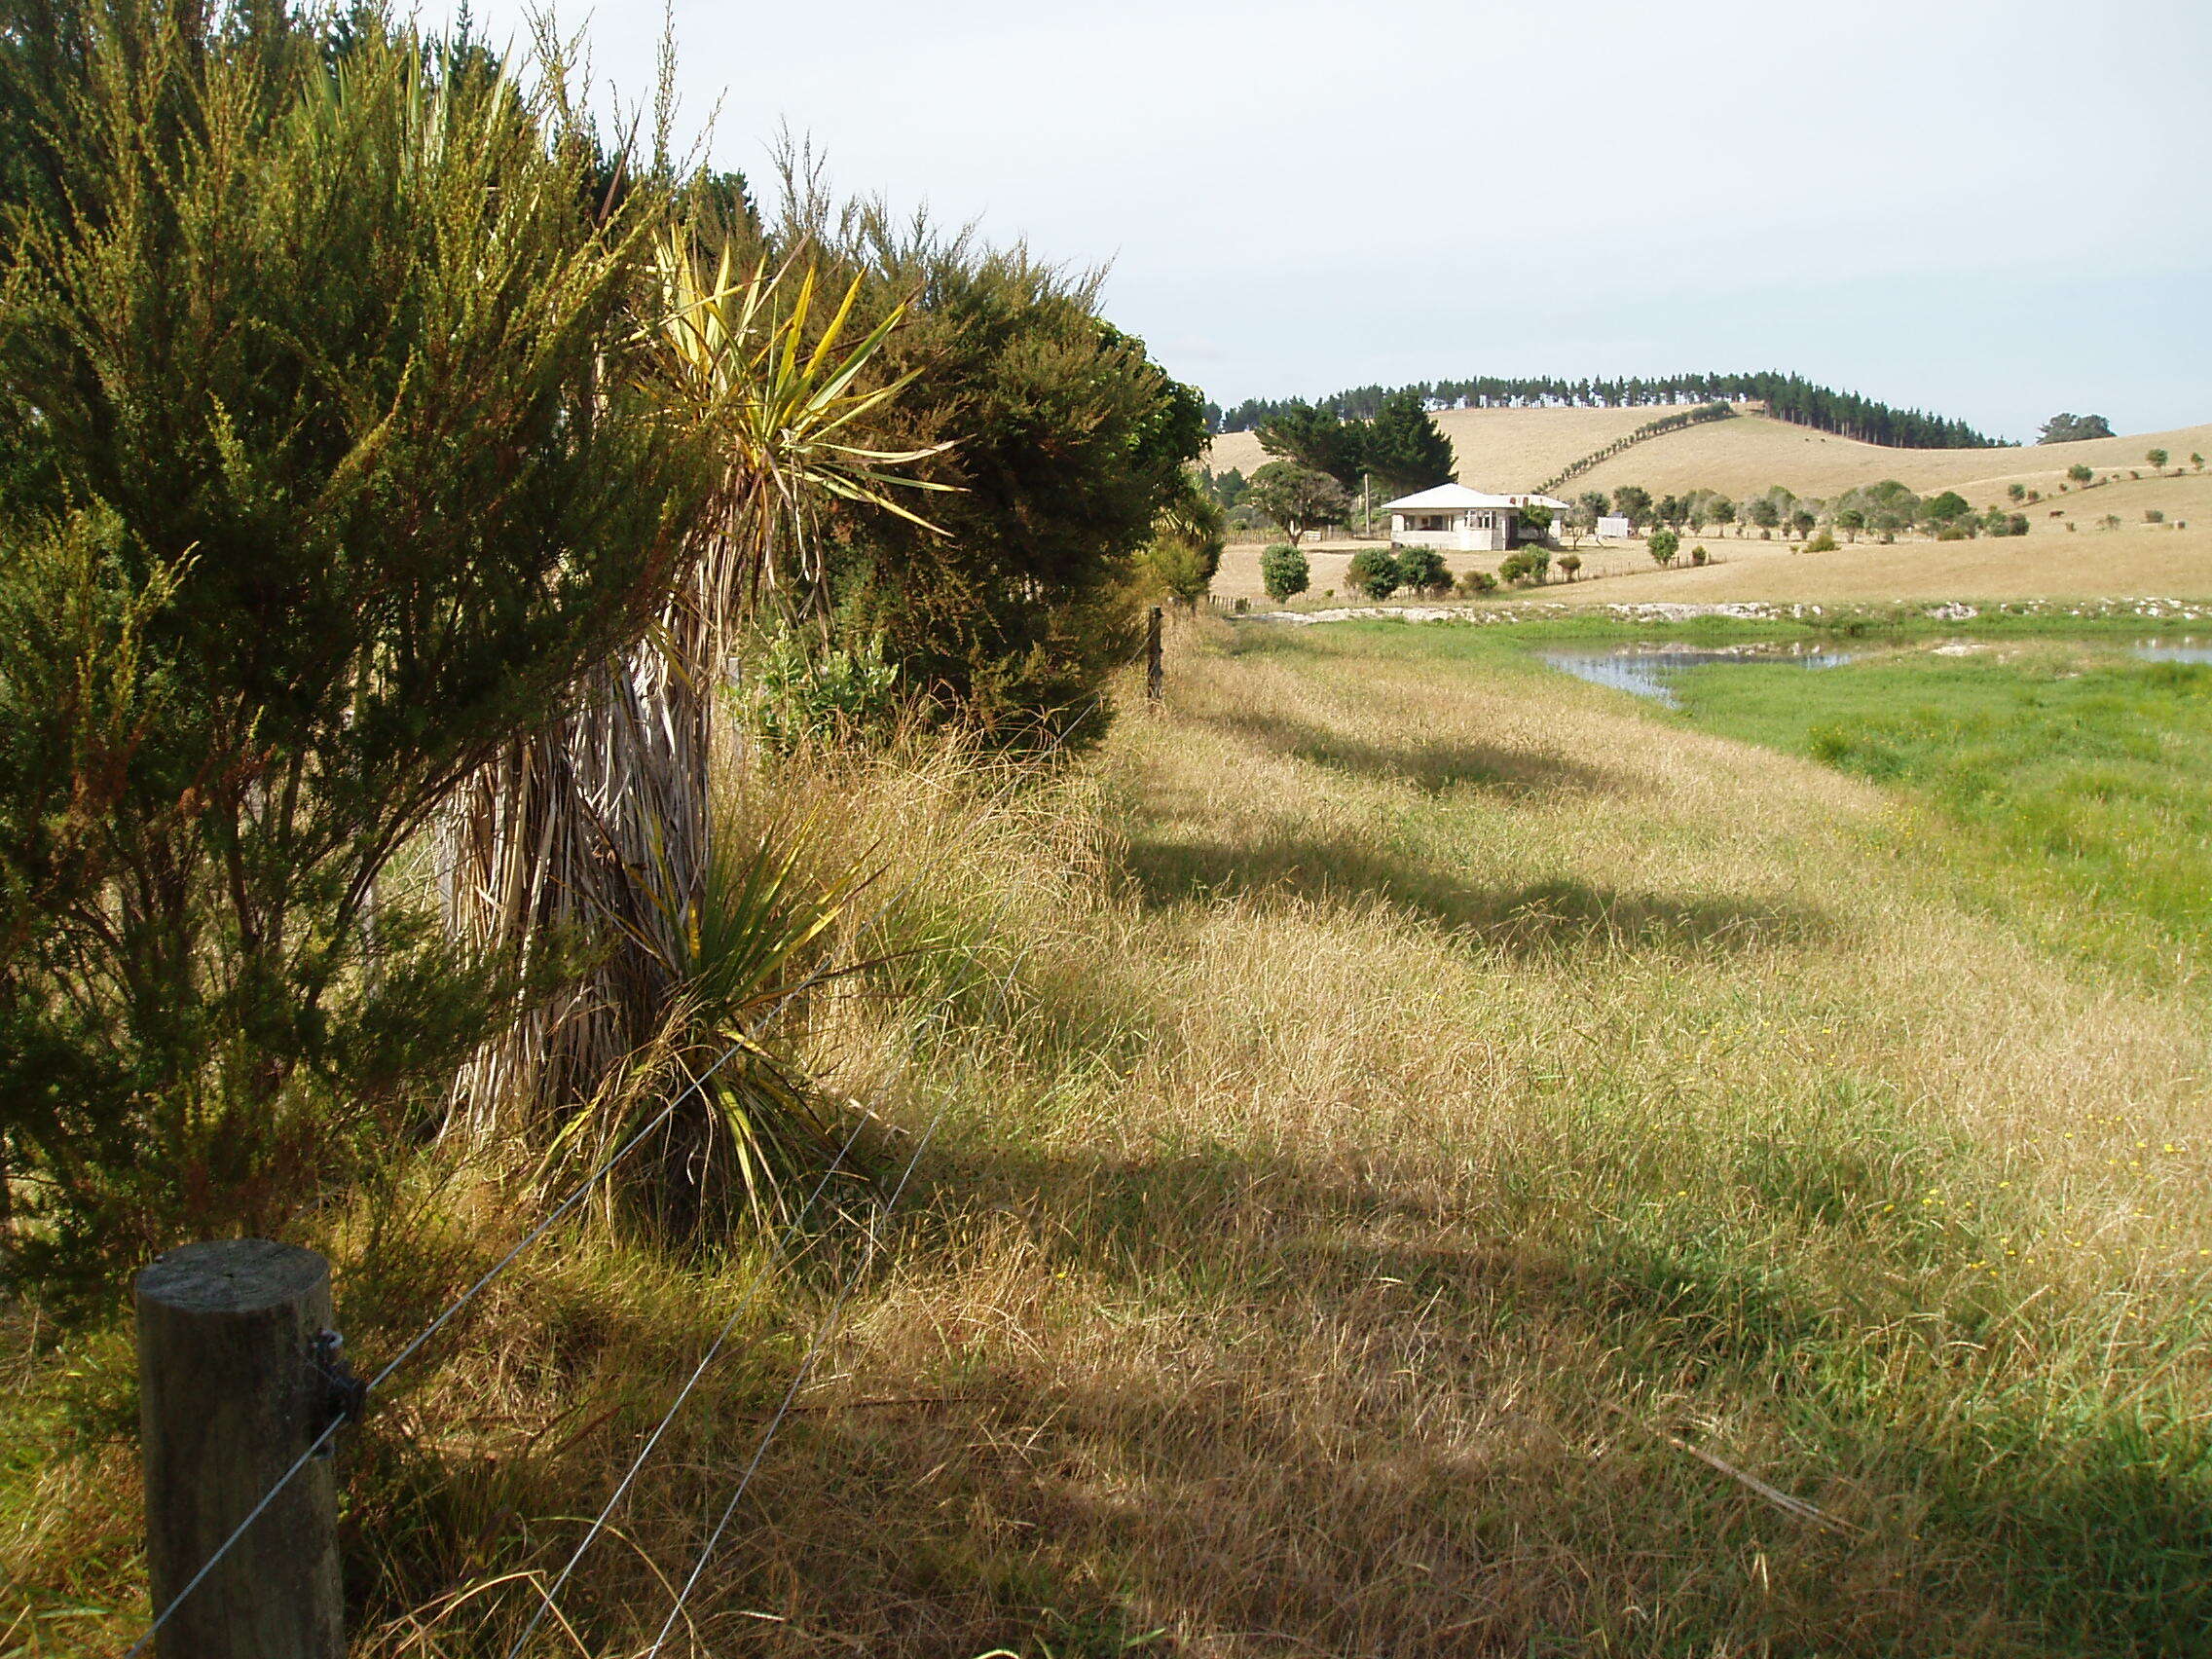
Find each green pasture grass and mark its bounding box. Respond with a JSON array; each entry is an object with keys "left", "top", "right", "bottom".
[
  {"left": 1674, "top": 646, "right": 2212, "bottom": 984},
  {"left": 1272, "top": 619, "right": 2212, "bottom": 985}
]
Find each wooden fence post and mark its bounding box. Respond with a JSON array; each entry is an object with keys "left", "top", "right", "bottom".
[
  {"left": 1145, "top": 606, "right": 1163, "bottom": 705},
  {"left": 136, "top": 1239, "right": 345, "bottom": 1659}
]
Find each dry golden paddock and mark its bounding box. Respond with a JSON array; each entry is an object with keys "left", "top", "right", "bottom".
[{"left": 1213, "top": 451, "right": 2212, "bottom": 608}]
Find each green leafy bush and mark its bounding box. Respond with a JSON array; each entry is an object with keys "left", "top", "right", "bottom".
[
  {"left": 1392, "top": 547, "right": 1451, "bottom": 596},
  {"left": 1801, "top": 531, "right": 1837, "bottom": 552},
  {"left": 1648, "top": 529, "right": 1681, "bottom": 566},
  {"left": 793, "top": 204, "right": 1206, "bottom": 752},
  {"left": 1261, "top": 542, "right": 1310, "bottom": 603},
  {"left": 732, "top": 627, "right": 902, "bottom": 752},
  {"left": 1455, "top": 569, "right": 1498, "bottom": 596},
  {"left": 1139, "top": 481, "right": 1228, "bottom": 604},
  {"left": 0, "top": 5, "right": 713, "bottom": 1290},
  {"left": 1346, "top": 548, "right": 1401, "bottom": 600}
]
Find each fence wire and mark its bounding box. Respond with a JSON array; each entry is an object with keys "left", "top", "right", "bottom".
[
  {"left": 641, "top": 1104, "right": 947, "bottom": 1658},
  {"left": 500, "top": 1111, "right": 874, "bottom": 1659},
  {"left": 122, "top": 1038, "right": 751, "bottom": 1659}
]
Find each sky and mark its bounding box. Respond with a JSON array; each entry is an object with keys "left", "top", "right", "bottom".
[{"left": 425, "top": 0, "right": 2212, "bottom": 442}]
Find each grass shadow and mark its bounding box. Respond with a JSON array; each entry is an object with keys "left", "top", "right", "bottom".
[
  {"left": 1124, "top": 825, "right": 1825, "bottom": 958},
  {"left": 1197, "top": 707, "right": 1628, "bottom": 799},
  {"left": 640, "top": 1135, "right": 2211, "bottom": 1659}
]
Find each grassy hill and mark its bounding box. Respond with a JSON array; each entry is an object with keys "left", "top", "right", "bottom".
[
  {"left": 1208, "top": 402, "right": 2212, "bottom": 505},
  {"left": 1567, "top": 414, "right": 2212, "bottom": 502},
  {"left": 1206, "top": 404, "right": 1661, "bottom": 491}
]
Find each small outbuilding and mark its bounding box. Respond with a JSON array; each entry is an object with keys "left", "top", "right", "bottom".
[{"left": 1382, "top": 485, "right": 1571, "bottom": 553}]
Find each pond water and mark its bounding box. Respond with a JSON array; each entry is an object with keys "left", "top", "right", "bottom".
[
  {"left": 1538, "top": 638, "right": 2212, "bottom": 706},
  {"left": 1534, "top": 645, "right": 1855, "bottom": 707},
  {"left": 2132, "top": 638, "right": 2212, "bottom": 665}
]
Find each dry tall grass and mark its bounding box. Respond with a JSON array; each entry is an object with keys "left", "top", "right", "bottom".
[{"left": 9, "top": 619, "right": 2210, "bottom": 1657}]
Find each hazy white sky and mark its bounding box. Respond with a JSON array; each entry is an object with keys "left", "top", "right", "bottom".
[{"left": 430, "top": 0, "right": 2210, "bottom": 439}]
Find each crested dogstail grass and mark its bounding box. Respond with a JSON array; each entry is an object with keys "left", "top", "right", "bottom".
[{"left": 7, "top": 616, "right": 2211, "bottom": 1657}]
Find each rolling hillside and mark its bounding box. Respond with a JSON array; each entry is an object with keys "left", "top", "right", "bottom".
[
  {"left": 1566, "top": 415, "right": 2212, "bottom": 502},
  {"left": 1208, "top": 402, "right": 2212, "bottom": 506},
  {"left": 1205, "top": 404, "right": 1660, "bottom": 492}
]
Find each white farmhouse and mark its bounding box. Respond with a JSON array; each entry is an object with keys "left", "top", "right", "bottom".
[{"left": 1382, "top": 485, "right": 1573, "bottom": 553}]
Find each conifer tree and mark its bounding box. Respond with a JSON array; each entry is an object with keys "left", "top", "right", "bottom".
[
  {"left": 1360, "top": 391, "right": 1456, "bottom": 494},
  {"left": 1255, "top": 402, "right": 1366, "bottom": 490}
]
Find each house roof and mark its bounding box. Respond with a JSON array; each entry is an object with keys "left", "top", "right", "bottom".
[{"left": 1381, "top": 483, "right": 1521, "bottom": 511}]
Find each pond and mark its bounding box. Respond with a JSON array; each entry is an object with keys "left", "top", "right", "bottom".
[
  {"left": 2132, "top": 638, "right": 2212, "bottom": 665},
  {"left": 1538, "top": 638, "right": 2212, "bottom": 706},
  {"left": 1533, "top": 644, "right": 1855, "bottom": 707}
]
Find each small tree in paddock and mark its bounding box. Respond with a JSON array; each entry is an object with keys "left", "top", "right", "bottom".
[
  {"left": 1392, "top": 547, "right": 1452, "bottom": 596},
  {"left": 2146, "top": 509, "right": 2166, "bottom": 524},
  {"left": 2101, "top": 513, "right": 2122, "bottom": 531},
  {"left": 1690, "top": 544, "right": 1710, "bottom": 565},
  {"left": 1835, "top": 508, "right": 1865, "bottom": 542},
  {"left": 1346, "top": 547, "right": 1401, "bottom": 599},
  {"left": 2008, "top": 482, "right": 2027, "bottom": 501},
  {"left": 1455, "top": 568, "right": 1498, "bottom": 596},
  {"left": 2068, "top": 463, "right": 2094, "bottom": 485},
  {"left": 1921, "top": 491, "right": 1972, "bottom": 533},
  {"left": 1648, "top": 529, "right": 1680, "bottom": 566},
  {"left": 1789, "top": 509, "right": 1818, "bottom": 539},
  {"left": 2149, "top": 449, "right": 2169, "bottom": 471},
  {"left": 1246, "top": 461, "right": 1349, "bottom": 546},
  {"left": 1558, "top": 552, "right": 1583, "bottom": 580},
  {"left": 2193, "top": 453, "right": 2204, "bottom": 471},
  {"left": 1260, "top": 542, "right": 1309, "bottom": 603}
]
